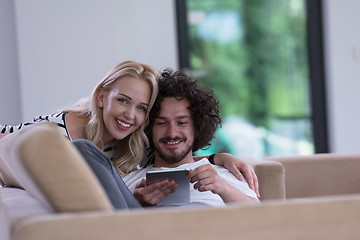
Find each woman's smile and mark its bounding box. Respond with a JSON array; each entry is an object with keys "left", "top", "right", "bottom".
[{"left": 116, "top": 118, "right": 133, "bottom": 129}]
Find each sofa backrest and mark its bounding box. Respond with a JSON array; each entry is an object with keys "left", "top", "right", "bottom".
[{"left": 265, "top": 153, "right": 360, "bottom": 199}]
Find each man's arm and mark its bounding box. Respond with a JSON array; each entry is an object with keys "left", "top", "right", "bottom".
[
  {"left": 194, "top": 153, "right": 259, "bottom": 198},
  {"left": 188, "top": 164, "right": 260, "bottom": 204},
  {"left": 213, "top": 180, "right": 260, "bottom": 204}
]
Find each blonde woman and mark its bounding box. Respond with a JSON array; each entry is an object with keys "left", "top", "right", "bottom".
[{"left": 1, "top": 60, "right": 158, "bottom": 208}]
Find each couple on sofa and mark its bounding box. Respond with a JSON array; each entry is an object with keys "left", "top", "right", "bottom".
[{"left": 0, "top": 60, "right": 259, "bottom": 209}]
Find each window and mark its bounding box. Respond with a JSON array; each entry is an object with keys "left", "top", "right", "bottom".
[{"left": 176, "top": 0, "right": 327, "bottom": 158}]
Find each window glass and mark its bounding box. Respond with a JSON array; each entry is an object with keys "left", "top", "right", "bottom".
[{"left": 184, "top": 0, "right": 313, "bottom": 158}]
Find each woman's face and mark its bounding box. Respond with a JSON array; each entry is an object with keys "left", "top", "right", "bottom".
[{"left": 96, "top": 76, "right": 151, "bottom": 144}]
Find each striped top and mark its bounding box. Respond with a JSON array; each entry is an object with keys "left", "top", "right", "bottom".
[
  {"left": 1, "top": 112, "right": 114, "bottom": 157},
  {"left": 1, "top": 112, "right": 70, "bottom": 138}
]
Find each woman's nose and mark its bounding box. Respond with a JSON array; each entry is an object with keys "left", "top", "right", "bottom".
[{"left": 124, "top": 106, "right": 135, "bottom": 120}]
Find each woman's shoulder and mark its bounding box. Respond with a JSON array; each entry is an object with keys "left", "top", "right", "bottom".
[
  {"left": 36, "top": 112, "right": 71, "bottom": 140},
  {"left": 1, "top": 112, "right": 66, "bottom": 134},
  {"left": 64, "top": 112, "right": 88, "bottom": 140}
]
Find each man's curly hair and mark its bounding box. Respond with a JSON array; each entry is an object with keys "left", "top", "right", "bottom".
[{"left": 146, "top": 68, "right": 221, "bottom": 153}]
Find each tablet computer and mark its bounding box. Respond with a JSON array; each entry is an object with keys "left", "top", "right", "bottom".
[{"left": 146, "top": 169, "right": 190, "bottom": 206}]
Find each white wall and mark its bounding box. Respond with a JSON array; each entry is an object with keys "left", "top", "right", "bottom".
[
  {"left": 1, "top": 0, "right": 360, "bottom": 153},
  {"left": 0, "top": 0, "right": 21, "bottom": 124},
  {"left": 323, "top": 0, "right": 360, "bottom": 153},
  {"left": 13, "top": 0, "right": 178, "bottom": 122}
]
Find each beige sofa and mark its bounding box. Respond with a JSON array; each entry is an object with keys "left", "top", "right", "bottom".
[
  {"left": 1, "top": 123, "right": 360, "bottom": 240},
  {"left": 265, "top": 153, "right": 360, "bottom": 199}
]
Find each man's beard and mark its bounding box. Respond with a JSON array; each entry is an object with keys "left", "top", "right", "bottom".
[{"left": 154, "top": 137, "right": 193, "bottom": 164}]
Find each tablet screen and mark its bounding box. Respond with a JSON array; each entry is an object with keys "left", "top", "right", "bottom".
[{"left": 146, "top": 169, "right": 190, "bottom": 206}]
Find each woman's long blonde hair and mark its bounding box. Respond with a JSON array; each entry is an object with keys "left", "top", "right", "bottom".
[{"left": 65, "top": 60, "right": 158, "bottom": 176}]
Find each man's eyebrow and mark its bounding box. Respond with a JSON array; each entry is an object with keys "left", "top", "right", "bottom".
[
  {"left": 118, "top": 93, "right": 149, "bottom": 106},
  {"left": 155, "top": 116, "right": 167, "bottom": 120},
  {"left": 176, "top": 115, "right": 191, "bottom": 120},
  {"left": 156, "top": 115, "right": 190, "bottom": 120}
]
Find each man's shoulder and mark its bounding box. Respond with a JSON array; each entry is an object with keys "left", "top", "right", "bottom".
[
  {"left": 124, "top": 166, "right": 153, "bottom": 182},
  {"left": 191, "top": 157, "right": 210, "bottom": 167}
]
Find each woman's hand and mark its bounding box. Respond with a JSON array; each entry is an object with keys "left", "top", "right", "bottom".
[
  {"left": 0, "top": 133, "right": 7, "bottom": 140},
  {"left": 132, "top": 178, "right": 177, "bottom": 206},
  {"left": 212, "top": 153, "right": 260, "bottom": 198}
]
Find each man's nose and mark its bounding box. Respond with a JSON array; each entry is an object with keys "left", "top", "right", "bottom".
[{"left": 166, "top": 123, "right": 178, "bottom": 138}]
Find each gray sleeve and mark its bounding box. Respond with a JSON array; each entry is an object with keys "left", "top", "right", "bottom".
[{"left": 72, "top": 139, "right": 142, "bottom": 210}]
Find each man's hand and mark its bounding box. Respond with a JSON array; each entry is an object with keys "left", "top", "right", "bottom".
[
  {"left": 187, "top": 164, "right": 227, "bottom": 195},
  {"left": 212, "top": 153, "right": 260, "bottom": 198},
  {"left": 187, "top": 164, "right": 259, "bottom": 204},
  {"left": 132, "top": 178, "right": 177, "bottom": 207}
]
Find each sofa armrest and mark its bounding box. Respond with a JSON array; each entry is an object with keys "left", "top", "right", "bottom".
[
  {"left": 0, "top": 122, "right": 113, "bottom": 213},
  {"left": 250, "top": 160, "right": 285, "bottom": 201},
  {"left": 19, "top": 123, "right": 113, "bottom": 212}
]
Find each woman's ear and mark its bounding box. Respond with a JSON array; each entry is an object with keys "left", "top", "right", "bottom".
[{"left": 96, "top": 88, "right": 105, "bottom": 108}]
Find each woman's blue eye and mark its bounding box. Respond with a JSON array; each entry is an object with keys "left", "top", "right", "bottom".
[
  {"left": 138, "top": 106, "right": 147, "bottom": 112},
  {"left": 118, "top": 98, "right": 127, "bottom": 103}
]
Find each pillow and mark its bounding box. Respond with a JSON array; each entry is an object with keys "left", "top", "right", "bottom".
[{"left": 19, "top": 122, "right": 113, "bottom": 212}]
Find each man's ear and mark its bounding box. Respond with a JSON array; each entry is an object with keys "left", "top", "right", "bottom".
[{"left": 96, "top": 88, "right": 105, "bottom": 108}]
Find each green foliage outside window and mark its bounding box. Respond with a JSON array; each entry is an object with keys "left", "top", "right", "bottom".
[{"left": 187, "top": 0, "right": 313, "bottom": 157}]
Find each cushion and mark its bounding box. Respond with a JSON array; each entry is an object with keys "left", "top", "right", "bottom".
[{"left": 19, "top": 122, "right": 113, "bottom": 212}]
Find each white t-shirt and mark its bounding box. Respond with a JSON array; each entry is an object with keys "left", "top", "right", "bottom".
[{"left": 124, "top": 158, "right": 258, "bottom": 207}]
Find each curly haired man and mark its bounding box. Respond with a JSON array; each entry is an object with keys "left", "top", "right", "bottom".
[{"left": 124, "top": 69, "right": 259, "bottom": 207}]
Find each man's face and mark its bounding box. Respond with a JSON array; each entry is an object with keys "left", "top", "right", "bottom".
[{"left": 152, "top": 97, "right": 194, "bottom": 165}]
